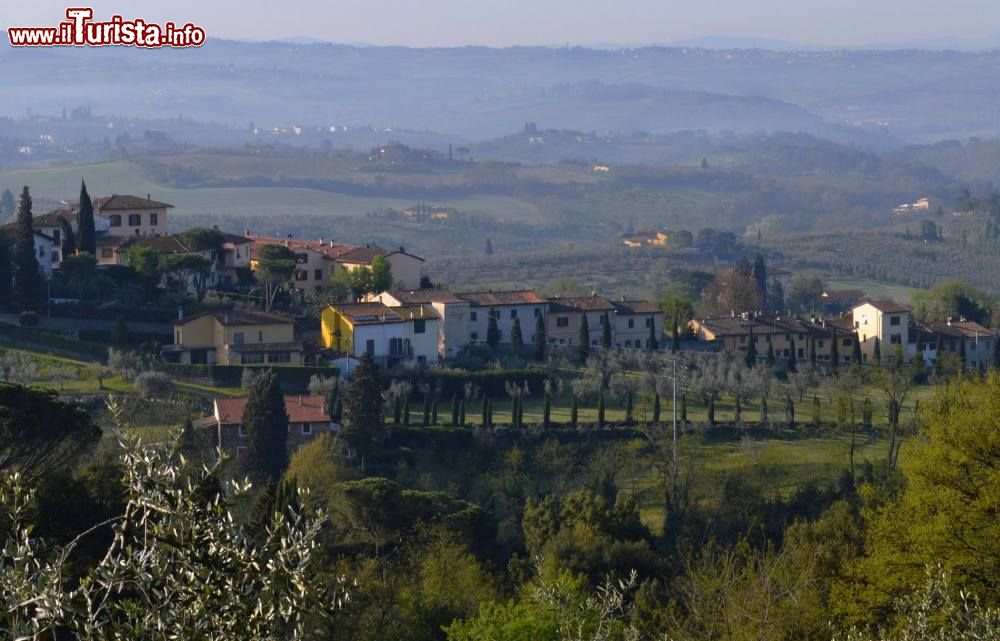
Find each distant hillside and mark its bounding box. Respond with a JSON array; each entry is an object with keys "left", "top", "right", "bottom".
[{"left": 4, "top": 40, "right": 1000, "bottom": 142}]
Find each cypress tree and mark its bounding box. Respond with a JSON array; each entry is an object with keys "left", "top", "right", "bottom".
[
  {"left": 852, "top": 333, "right": 863, "bottom": 364},
  {"left": 707, "top": 396, "right": 715, "bottom": 426},
  {"left": 13, "top": 187, "right": 42, "bottom": 312},
  {"left": 600, "top": 312, "right": 612, "bottom": 349},
  {"left": 735, "top": 395, "right": 742, "bottom": 423},
  {"left": 597, "top": 391, "right": 605, "bottom": 428},
  {"left": 830, "top": 331, "right": 840, "bottom": 372},
  {"left": 0, "top": 241, "right": 11, "bottom": 309},
  {"left": 862, "top": 398, "right": 873, "bottom": 428},
  {"left": 486, "top": 309, "right": 500, "bottom": 350},
  {"left": 431, "top": 396, "right": 438, "bottom": 425},
  {"left": 511, "top": 317, "right": 524, "bottom": 354},
  {"left": 459, "top": 397, "right": 466, "bottom": 426},
  {"left": 510, "top": 396, "right": 518, "bottom": 426},
  {"left": 625, "top": 391, "right": 634, "bottom": 425},
  {"left": 745, "top": 327, "right": 757, "bottom": 368},
  {"left": 671, "top": 312, "right": 680, "bottom": 353},
  {"left": 403, "top": 396, "right": 411, "bottom": 426},
  {"left": 760, "top": 396, "right": 768, "bottom": 425},
  {"left": 652, "top": 392, "right": 661, "bottom": 424},
  {"left": 648, "top": 318, "right": 657, "bottom": 351},
  {"left": 451, "top": 393, "right": 460, "bottom": 426},
  {"left": 332, "top": 396, "right": 343, "bottom": 424},
  {"left": 534, "top": 312, "right": 546, "bottom": 360},
  {"left": 243, "top": 369, "right": 289, "bottom": 482},
  {"left": 570, "top": 396, "right": 578, "bottom": 427},
  {"left": 812, "top": 394, "right": 821, "bottom": 425},
  {"left": 873, "top": 337, "right": 881, "bottom": 364},
  {"left": 809, "top": 336, "right": 817, "bottom": 366},
  {"left": 786, "top": 397, "right": 795, "bottom": 427},
  {"left": 788, "top": 338, "right": 798, "bottom": 373},
  {"left": 577, "top": 313, "right": 590, "bottom": 361},
  {"left": 422, "top": 392, "right": 431, "bottom": 426},
  {"left": 681, "top": 393, "right": 687, "bottom": 423},
  {"left": 517, "top": 395, "right": 524, "bottom": 428},
  {"left": 393, "top": 397, "right": 401, "bottom": 425},
  {"left": 481, "top": 395, "right": 488, "bottom": 426},
  {"left": 57, "top": 215, "right": 76, "bottom": 258},
  {"left": 111, "top": 315, "right": 128, "bottom": 345},
  {"left": 542, "top": 392, "right": 551, "bottom": 429},
  {"left": 486, "top": 398, "right": 493, "bottom": 428},
  {"left": 248, "top": 481, "right": 278, "bottom": 541},
  {"left": 342, "top": 353, "right": 385, "bottom": 449},
  {"left": 77, "top": 179, "right": 96, "bottom": 255},
  {"left": 765, "top": 341, "right": 775, "bottom": 367}
]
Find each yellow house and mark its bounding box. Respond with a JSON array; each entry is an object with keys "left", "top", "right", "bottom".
[
  {"left": 163, "top": 310, "right": 303, "bottom": 366},
  {"left": 321, "top": 302, "right": 439, "bottom": 367}
]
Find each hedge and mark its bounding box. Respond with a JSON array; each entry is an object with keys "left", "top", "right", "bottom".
[
  {"left": 78, "top": 329, "right": 172, "bottom": 346},
  {"left": 389, "top": 368, "right": 550, "bottom": 398},
  {"left": 48, "top": 303, "right": 176, "bottom": 324},
  {"left": 0, "top": 322, "right": 108, "bottom": 359},
  {"left": 161, "top": 363, "right": 339, "bottom": 391}
]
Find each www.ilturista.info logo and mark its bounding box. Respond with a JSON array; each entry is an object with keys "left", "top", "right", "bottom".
[{"left": 7, "top": 8, "right": 206, "bottom": 48}]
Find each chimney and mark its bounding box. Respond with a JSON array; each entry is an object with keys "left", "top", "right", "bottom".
[
  {"left": 177, "top": 307, "right": 184, "bottom": 320},
  {"left": 399, "top": 246, "right": 405, "bottom": 253},
  {"left": 147, "top": 193, "right": 150, "bottom": 201},
  {"left": 299, "top": 396, "right": 303, "bottom": 406}
]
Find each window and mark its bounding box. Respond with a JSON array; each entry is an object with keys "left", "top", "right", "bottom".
[
  {"left": 295, "top": 270, "right": 308, "bottom": 281},
  {"left": 389, "top": 337, "right": 404, "bottom": 355},
  {"left": 175, "top": 330, "right": 181, "bottom": 343},
  {"left": 625, "top": 340, "right": 632, "bottom": 347},
  {"left": 366, "top": 339, "right": 375, "bottom": 355},
  {"left": 242, "top": 352, "right": 264, "bottom": 364},
  {"left": 890, "top": 335, "right": 902, "bottom": 345},
  {"left": 798, "top": 348, "right": 804, "bottom": 358},
  {"left": 739, "top": 336, "right": 746, "bottom": 344},
  {"left": 52, "top": 229, "right": 60, "bottom": 243},
  {"left": 314, "top": 269, "right": 323, "bottom": 280},
  {"left": 414, "top": 319, "right": 426, "bottom": 334},
  {"left": 236, "top": 248, "right": 241, "bottom": 259},
  {"left": 470, "top": 311, "right": 477, "bottom": 322},
  {"left": 510, "top": 309, "right": 517, "bottom": 319},
  {"left": 534, "top": 308, "right": 541, "bottom": 317},
  {"left": 783, "top": 349, "right": 789, "bottom": 357},
  {"left": 108, "top": 214, "right": 121, "bottom": 227},
  {"left": 102, "top": 248, "right": 113, "bottom": 258},
  {"left": 238, "top": 424, "right": 247, "bottom": 436},
  {"left": 233, "top": 332, "right": 245, "bottom": 345},
  {"left": 628, "top": 318, "right": 635, "bottom": 329},
  {"left": 556, "top": 316, "right": 569, "bottom": 327},
  {"left": 417, "top": 355, "right": 427, "bottom": 366},
  {"left": 843, "top": 338, "right": 851, "bottom": 346},
  {"left": 150, "top": 213, "right": 158, "bottom": 226},
  {"left": 890, "top": 316, "right": 901, "bottom": 326},
  {"left": 300, "top": 422, "right": 313, "bottom": 435},
  {"left": 236, "top": 446, "right": 248, "bottom": 459},
  {"left": 645, "top": 317, "right": 652, "bottom": 327},
  {"left": 295, "top": 253, "right": 308, "bottom": 264},
  {"left": 591, "top": 339, "right": 598, "bottom": 346},
  {"left": 52, "top": 251, "right": 60, "bottom": 263},
  {"left": 818, "top": 339, "right": 825, "bottom": 348},
  {"left": 471, "top": 332, "right": 479, "bottom": 340},
  {"left": 128, "top": 214, "right": 141, "bottom": 226}
]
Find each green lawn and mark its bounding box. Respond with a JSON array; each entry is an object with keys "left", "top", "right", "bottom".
[{"left": 823, "top": 275, "right": 922, "bottom": 304}]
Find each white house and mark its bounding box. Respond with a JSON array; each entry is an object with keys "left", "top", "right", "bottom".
[
  {"left": 852, "top": 300, "right": 911, "bottom": 363},
  {"left": 456, "top": 290, "right": 548, "bottom": 348},
  {"left": 321, "top": 302, "right": 440, "bottom": 369},
  {"left": 373, "top": 288, "right": 471, "bottom": 359}
]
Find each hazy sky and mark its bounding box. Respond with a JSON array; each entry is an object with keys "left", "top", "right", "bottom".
[{"left": 3, "top": 0, "right": 999, "bottom": 47}]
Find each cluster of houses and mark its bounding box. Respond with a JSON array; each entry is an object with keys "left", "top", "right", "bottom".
[{"left": 691, "top": 299, "right": 996, "bottom": 371}]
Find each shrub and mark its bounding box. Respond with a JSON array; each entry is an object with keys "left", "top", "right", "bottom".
[
  {"left": 134, "top": 370, "right": 176, "bottom": 398},
  {"left": 18, "top": 311, "right": 39, "bottom": 328}
]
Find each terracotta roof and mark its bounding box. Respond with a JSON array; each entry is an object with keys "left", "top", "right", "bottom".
[
  {"left": 118, "top": 235, "right": 192, "bottom": 255},
  {"left": 336, "top": 245, "right": 425, "bottom": 264},
  {"left": 862, "top": 299, "right": 911, "bottom": 313},
  {"left": 32, "top": 210, "right": 77, "bottom": 227},
  {"left": 457, "top": 290, "right": 547, "bottom": 306},
  {"left": 173, "top": 309, "right": 294, "bottom": 327},
  {"left": 548, "top": 295, "right": 615, "bottom": 312},
  {"left": 385, "top": 288, "right": 465, "bottom": 304},
  {"left": 211, "top": 395, "right": 329, "bottom": 425},
  {"left": 332, "top": 302, "right": 437, "bottom": 324},
  {"left": 94, "top": 194, "right": 173, "bottom": 211},
  {"left": 219, "top": 232, "right": 252, "bottom": 246},
  {"left": 250, "top": 236, "right": 359, "bottom": 261},
  {"left": 694, "top": 315, "right": 855, "bottom": 338},
  {"left": 612, "top": 299, "right": 659, "bottom": 315},
  {"left": 924, "top": 320, "right": 997, "bottom": 339}
]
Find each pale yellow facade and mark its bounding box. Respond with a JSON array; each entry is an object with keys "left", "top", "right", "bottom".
[{"left": 165, "top": 311, "right": 303, "bottom": 366}]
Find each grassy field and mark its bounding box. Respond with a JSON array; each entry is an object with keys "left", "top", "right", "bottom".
[
  {"left": 0, "top": 161, "right": 544, "bottom": 229},
  {"left": 823, "top": 275, "right": 922, "bottom": 304}
]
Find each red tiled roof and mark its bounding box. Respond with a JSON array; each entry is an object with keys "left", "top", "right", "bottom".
[
  {"left": 612, "top": 300, "right": 659, "bottom": 315},
  {"left": 548, "top": 295, "right": 615, "bottom": 312},
  {"left": 924, "top": 320, "right": 997, "bottom": 339},
  {"left": 457, "top": 290, "right": 547, "bottom": 306},
  {"left": 332, "top": 302, "right": 438, "bottom": 325},
  {"left": 94, "top": 194, "right": 173, "bottom": 210},
  {"left": 212, "top": 395, "right": 329, "bottom": 425},
  {"left": 385, "top": 288, "right": 465, "bottom": 304}
]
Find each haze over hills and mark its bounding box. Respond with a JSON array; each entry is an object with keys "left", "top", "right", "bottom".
[{"left": 3, "top": 39, "right": 1000, "bottom": 143}]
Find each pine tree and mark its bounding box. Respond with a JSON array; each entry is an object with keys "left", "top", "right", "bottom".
[
  {"left": 13, "top": 187, "right": 42, "bottom": 312},
  {"left": 243, "top": 369, "right": 289, "bottom": 482},
  {"left": 600, "top": 312, "right": 612, "bottom": 349},
  {"left": 533, "top": 312, "right": 546, "bottom": 360},
  {"left": 652, "top": 392, "right": 661, "bottom": 424},
  {"left": 577, "top": 313, "right": 590, "bottom": 361},
  {"left": 765, "top": 341, "right": 775, "bottom": 367},
  {"left": 57, "top": 215, "right": 76, "bottom": 258},
  {"left": 486, "top": 309, "right": 500, "bottom": 350},
  {"left": 111, "top": 315, "right": 128, "bottom": 345},
  {"left": 671, "top": 312, "right": 680, "bottom": 353},
  {"left": 788, "top": 338, "right": 798, "bottom": 373},
  {"left": 0, "top": 240, "right": 13, "bottom": 310},
  {"left": 511, "top": 317, "right": 524, "bottom": 354},
  {"left": 597, "top": 391, "right": 605, "bottom": 428},
  {"left": 77, "top": 179, "right": 96, "bottom": 255},
  {"left": 852, "top": 334, "right": 863, "bottom": 365},
  {"left": 542, "top": 392, "right": 551, "bottom": 429},
  {"left": 342, "top": 352, "right": 385, "bottom": 449},
  {"left": 570, "top": 396, "right": 578, "bottom": 427},
  {"left": 0, "top": 188, "right": 14, "bottom": 221},
  {"left": 451, "top": 393, "right": 460, "bottom": 426},
  {"left": 830, "top": 330, "right": 840, "bottom": 372}
]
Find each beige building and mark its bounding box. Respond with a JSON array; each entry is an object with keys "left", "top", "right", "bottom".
[
  {"left": 373, "top": 288, "right": 471, "bottom": 359},
  {"left": 94, "top": 194, "right": 173, "bottom": 238},
  {"left": 335, "top": 245, "right": 424, "bottom": 290},
  {"left": 163, "top": 310, "right": 303, "bottom": 366},
  {"left": 690, "top": 314, "right": 856, "bottom": 366},
  {"left": 546, "top": 295, "right": 617, "bottom": 349},
  {"left": 457, "top": 290, "right": 549, "bottom": 348},
  {"left": 612, "top": 299, "right": 664, "bottom": 350},
  {"left": 852, "top": 300, "right": 910, "bottom": 363},
  {"left": 197, "top": 395, "right": 335, "bottom": 461}
]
